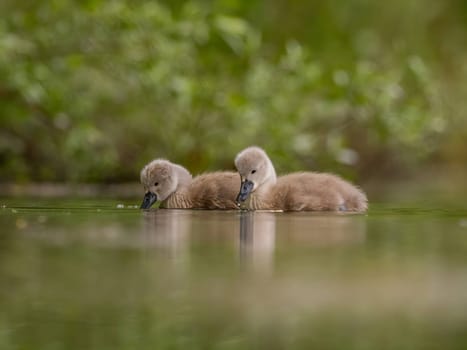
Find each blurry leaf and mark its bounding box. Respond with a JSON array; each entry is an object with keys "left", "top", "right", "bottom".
[{"left": 214, "top": 15, "right": 253, "bottom": 55}]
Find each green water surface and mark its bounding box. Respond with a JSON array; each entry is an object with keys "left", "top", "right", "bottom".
[{"left": 1, "top": 199, "right": 467, "bottom": 350}]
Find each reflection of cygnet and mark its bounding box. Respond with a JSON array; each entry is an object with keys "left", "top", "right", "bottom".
[
  {"left": 140, "top": 159, "right": 239, "bottom": 209},
  {"left": 240, "top": 212, "right": 276, "bottom": 273},
  {"left": 235, "top": 146, "right": 367, "bottom": 212},
  {"left": 142, "top": 210, "right": 191, "bottom": 266},
  {"left": 276, "top": 215, "right": 366, "bottom": 247}
]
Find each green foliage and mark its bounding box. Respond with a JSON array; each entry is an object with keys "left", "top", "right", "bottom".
[{"left": 0, "top": 0, "right": 466, "bottom": 182}]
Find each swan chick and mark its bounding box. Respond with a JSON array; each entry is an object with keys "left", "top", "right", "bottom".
[
  {"left": 140, "top": 159, "right": 240, "bottom": 210},
  {"left": 234, "top": 146, "right": 368, "bottom": 212}
]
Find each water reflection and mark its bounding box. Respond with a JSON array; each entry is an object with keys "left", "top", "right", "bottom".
[
  {"left": 142, "top": 210, "right": 367, "bottom": 275},
  {"left": 140, "top": 210, "right": 367, "bottom": 274},
  {"left": 142, "top": 210, "right": 190, "bottom": 257},
  {"left": 275, "top": 213, "right": 367, "bottom": 247},
  {"left": 238, "top": 211, "right": 366, "bottom": 272},
  {"left": 239, "top": 211, "right": 276, "bottom": 273}
]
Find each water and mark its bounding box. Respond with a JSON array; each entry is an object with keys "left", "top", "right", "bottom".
[{"left": 1, "top": 199, "right": 467, "bottom": 350}]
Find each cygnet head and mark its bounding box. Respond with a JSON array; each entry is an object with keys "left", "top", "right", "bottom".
[
  {"left": 234, "top": 146, "right": 277, "bottom": 204},
  {"left": 140, "top": 159, "right": 181, "bottom": 209}
]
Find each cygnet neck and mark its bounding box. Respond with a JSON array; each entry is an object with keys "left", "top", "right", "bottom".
[
  {"left": 249, "top": 157, "right": 277, "bottom": 209},
  {"left": 160, "top": 163, "right": 193, "bottom": 208},
  {"left": 264, "top": 156, "right": 277, "bottom": 184},
  {"left": 172, "top": 163, "right": 192, "bottom": 189}
]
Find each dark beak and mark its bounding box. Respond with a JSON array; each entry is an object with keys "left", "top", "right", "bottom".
[
  {"left": 140, "top": 191, "right": 158, "bottom": 209},
  {"left": 236, "top": 180, "right": 254, "bottom": 204}
]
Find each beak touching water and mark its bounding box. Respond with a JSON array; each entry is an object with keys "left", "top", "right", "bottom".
[
  {"left": 140, "top": 191, "right": 157, "bottom": 209},
  {"left": 236, "top": 180, "right": 254, "bottom": 205}
]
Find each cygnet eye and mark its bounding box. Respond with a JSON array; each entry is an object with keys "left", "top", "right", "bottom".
[
  {"left": 154, "top": 182, "right": 159, "bottom": 186},
  {"left": 251, "top": 170, "right": 256, "bottom": 174}
]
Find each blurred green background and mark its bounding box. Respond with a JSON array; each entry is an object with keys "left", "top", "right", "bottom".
[{"left": 1, "top": 0, "right": 466, "bottom": 184}]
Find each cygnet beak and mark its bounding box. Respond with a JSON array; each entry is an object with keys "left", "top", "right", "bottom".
[
  {"left": 236, "top": 180, "right": 254, "bottom": 204},
  {"left": 140, "top": 191, "right": 158, "bottom": 209}
]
